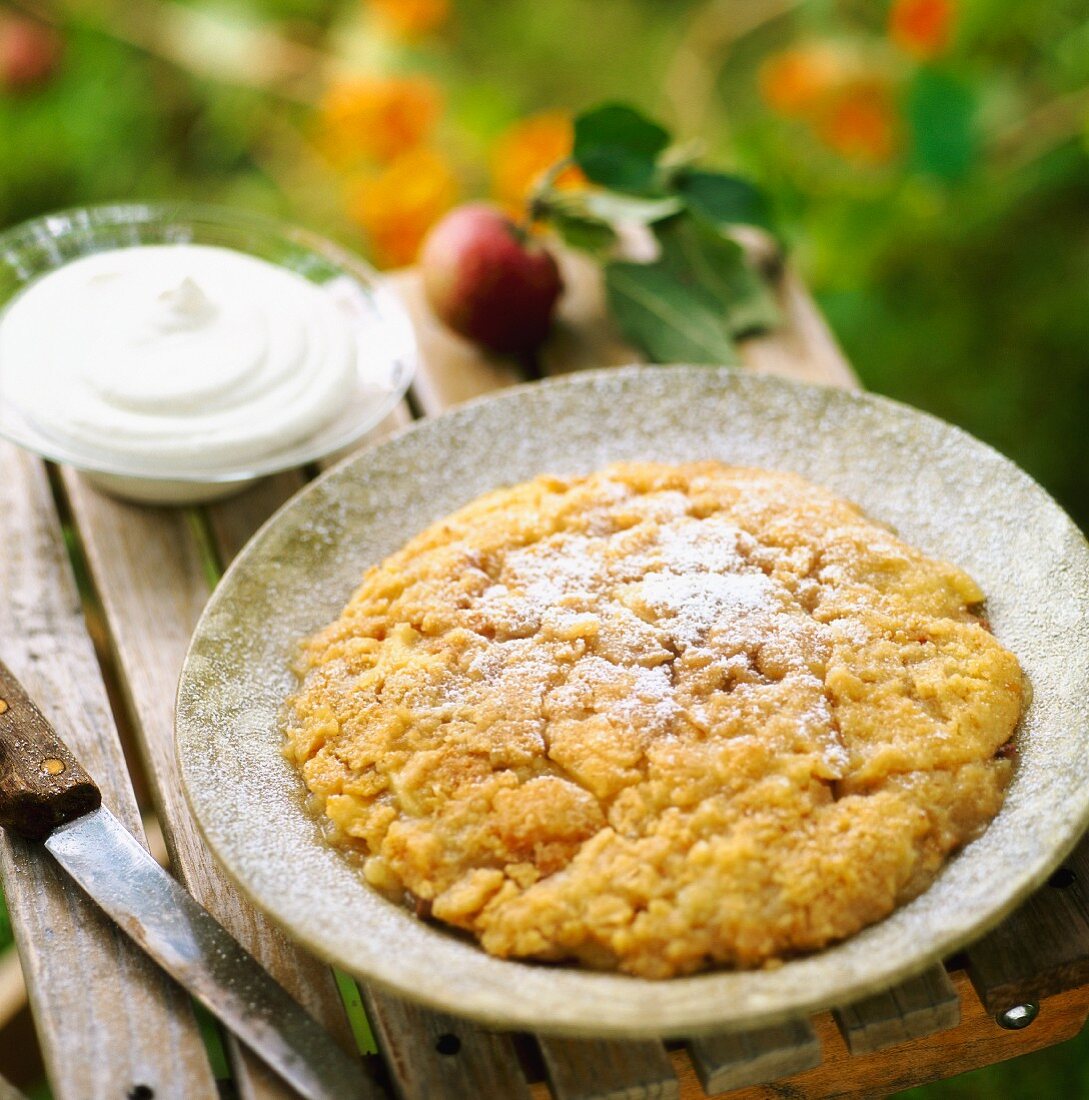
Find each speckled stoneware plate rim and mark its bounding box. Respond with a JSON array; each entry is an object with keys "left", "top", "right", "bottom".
[{"left": 176, "top": 365, "right": 1089, "bottom": 1038}]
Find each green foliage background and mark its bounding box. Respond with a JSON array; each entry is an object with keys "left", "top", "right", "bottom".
[
  {"left": 0, "top": 0, "right": 1087, "bottom": 1095},
  {"left": 3, "top": 0, "right": 1084, "bottom": 530}
]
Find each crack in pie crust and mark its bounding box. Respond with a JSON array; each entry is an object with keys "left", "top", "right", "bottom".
[{"left": 284, "top": 461, "right": 1022, "bottom": 978}]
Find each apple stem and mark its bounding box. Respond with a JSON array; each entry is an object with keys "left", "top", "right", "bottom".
[{"left": 526, "top": 157, "right": 574, "bottom": 229}]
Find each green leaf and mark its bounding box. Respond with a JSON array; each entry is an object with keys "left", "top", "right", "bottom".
[
  {"left": 538, "top": 187, "right": 679, "bottom": 230},
  {"left": 603, "top": 211, "right": 781, "bottom": 363},
  {"left": 573, "top": 103, "right": 670, "bottom": 193},
  {"left": 673, "top": 169, "right": 774, "bottom": 232},
  {"left": 535, "top": 187, "right": 678, "bottom": 256},
  {"left": 604, "top": 261, "right": 740, "bottom": 365},
  {"left": 581, "top": 190, "right": 684, "bottom": 224},
  {"left": 549, "top": 209, "right": 619, "bottom": 256},
  {"left": 907, "top": 68, "right": 978, "bottom": 182},
  {"left": 655, "top": 216, "right": 780, "bottom": 338}
]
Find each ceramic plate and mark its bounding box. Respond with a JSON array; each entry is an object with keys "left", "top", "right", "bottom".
[{"left": 176, "top": 365, "right": 1089, "bottom": 1038}]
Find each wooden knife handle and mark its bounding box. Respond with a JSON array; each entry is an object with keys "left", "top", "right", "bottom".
[{"left": 0, "top": 661, "right": 101, "bottom": 841}]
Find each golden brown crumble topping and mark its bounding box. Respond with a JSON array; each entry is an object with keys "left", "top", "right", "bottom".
[{"left": 285, "top": 462, "right": 1021, "bottom": 977}]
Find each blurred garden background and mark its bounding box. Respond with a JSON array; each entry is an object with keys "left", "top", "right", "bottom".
[{"left": 1, "top": 0, "right": 1087, "bottom": 1095}]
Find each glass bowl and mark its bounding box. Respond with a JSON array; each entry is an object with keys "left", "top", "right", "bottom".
[{"left": 0, "top": 203, "right": 416, "bottom": 504}]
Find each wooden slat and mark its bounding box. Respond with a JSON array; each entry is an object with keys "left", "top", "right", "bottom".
[
  {"left": 738, "top": 268, "right": 857, "bottom": 390},
  {"left": 205, "top": 471, "right": 308, "bottom": 564},
  {"left": 686, "top": 1019, "right": 821, "bottom": 1096},
  {"left": 362, "top": 993, "right": 531, "bottom": 1100},
  {"left": 390, "top": 271, "right": 523, "bottom": 415},
  {"left": 0, "top": 444, "right": 217, "bottom": 1100},
  {"left": 398, "top": 257, "right": 859, "bottom": 405},
  {"left": 528, "top": 972, "right": 1089, "bottom": 1098},
  {"left": 59, "top": 472, "right": 360, "bottom": 1100},
  {"left": 967, "top": 834, "right": 1089, "bottom": 1013},
  {"left": 705, "top": 970, "right": 1089, "bottom": 1100},
  {"left": 543, "top": 249, "right": 645, "bottom": 375},
  {"left": 537, "top": 1036, "right": 678, "bottom": 1100},
  {"left": 203, "top": 472, "right": 318, "bottom": 1100},
  {"left": 206, "top": 404, "right": 411, "bottom": 562},
  {"left": 834, "top": 966, "right": 960, "bottom": 1055}
]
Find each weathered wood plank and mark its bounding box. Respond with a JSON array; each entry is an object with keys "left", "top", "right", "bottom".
[
  {"left": 206, "top": 407, "right": 414, "bottom": 565},
  {"left": 528, "top": 974, "right": 1089, "bottom": 1099},
  {"left": 537, "top": 1036, "right": 678, "bottom": 1100},
  {"left": 700, "top": 970, "right": 1089, "bottom": 1100},
  {"left": 60, "top": 470, "right": 357, "bottom": 1100},
  {"left": 0, "top": 443, "right": 217, "bottom": 1100},
  {"left": 739, "top": 269, "right": 857, "bottom": 390},
  {"left": 966, "top": 834, "right": 1089, "bottom": 1013},
  {"left": 395, "top": 257, "right": 860, "bottom": 404},
  {"left": 389, "top": 271, "right": 523, "bottom": 415},
  {"left": 686, "top": 1020, "right": 821, "bottom": 1096},
  {"left": 205, "top": 471, "right": 309, "bottom": 567},
  {"left": 542, "top": 249, "right": 644, "bottom": 375},
  {"left": 362, "top": 992, "right": 531, "bottom": 1100},
  {"left": 834, "top": 966, "right": 960, "bottom": 1055}
]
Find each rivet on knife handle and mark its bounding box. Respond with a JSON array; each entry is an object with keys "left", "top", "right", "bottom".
[{"left": 0, "top": 660, "right": 101, "bottom": 841}]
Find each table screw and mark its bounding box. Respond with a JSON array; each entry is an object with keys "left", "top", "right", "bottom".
[
  {"left": 996, "top": 1002, "right": 1039, "bottom": 1030},
  {"left": 435, "top": 1033, "right": 461, "bottom": 1056}
]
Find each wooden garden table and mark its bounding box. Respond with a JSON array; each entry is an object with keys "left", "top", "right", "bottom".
[{"left": 2, "top": 251, "right": 1089, "bottom": 1100}]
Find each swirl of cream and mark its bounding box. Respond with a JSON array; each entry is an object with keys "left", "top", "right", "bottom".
[{"left": 0, "top": 244, "right": 360, "bottom": 473}]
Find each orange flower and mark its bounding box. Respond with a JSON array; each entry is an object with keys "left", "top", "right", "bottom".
[
  {"left": 367, "top": 0, "right": 449, "bottom": 40},
  {"left": 814, "top": 80, "right": 899, "bottom": 165},
  {"left": 317, "top": 75, "right": 442, "bottom": 166},
  {"left": 759, "top": 45, "right": 844, "bottom": 119},
  {"left": 491, "top": 111, "right": 585, "bottom": 214},
  {"left": 889, "top": 0, "right": 955, "bottom": 59},
  {"left": 348, "top": 147, "right": 458, "bottom": 268}
]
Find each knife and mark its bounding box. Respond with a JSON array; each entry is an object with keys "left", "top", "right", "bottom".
[{"left": 0, "top": 660, "right": 379, "bottom": 1100}]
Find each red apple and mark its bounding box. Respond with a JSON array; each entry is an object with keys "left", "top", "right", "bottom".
[
  {"left": 420, "top": 204, "right": 563, "bottom": 355},
  {"left": 0, "top": 15, "right": 62, "bottom": 94}
]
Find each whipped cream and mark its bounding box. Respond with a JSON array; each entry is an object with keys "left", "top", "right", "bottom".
[{"left": 0, "top": 244, "right": 360, "bottom": 474}]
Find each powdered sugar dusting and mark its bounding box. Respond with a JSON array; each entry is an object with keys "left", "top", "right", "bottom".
[
  {"left": 653, "top": 516, "right": 752, "bottom": 574},
  {"left": 410, "top": 474, "right": 849, "bottom": 778},
  {"left": 634, "top": 569, "right": 775, "bottom": 648}
]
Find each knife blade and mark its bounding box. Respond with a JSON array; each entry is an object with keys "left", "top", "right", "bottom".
[{"left": 0, "top": 660, "right": 379, "bottom": 1100}]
